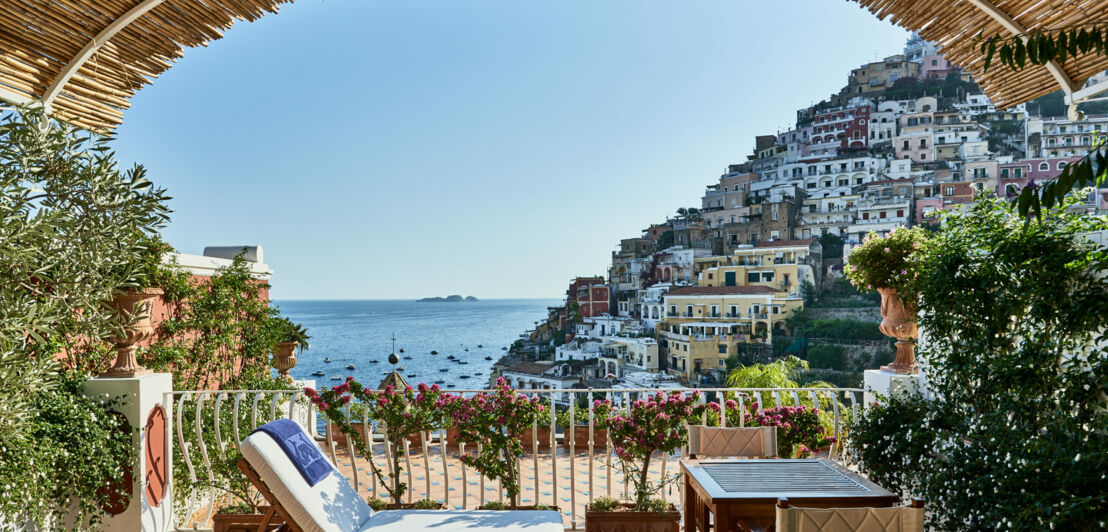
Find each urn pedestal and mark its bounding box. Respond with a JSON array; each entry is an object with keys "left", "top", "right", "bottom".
[
  {"left": 270, "top": 341, "right": 299, "bottom": 381},
  {"left": 101, "top": 288, "right": 163, "bottom": 378},
  {"left": 877, "top": 287, "right": 919, "bottom": 374}
]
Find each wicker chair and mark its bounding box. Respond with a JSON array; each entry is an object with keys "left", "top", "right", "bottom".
[
  {"left": 686, "top": 425, "right": 777, "bottom": 459},
  {"left": 769, "top": 497, "right": 925, "bottom": 532}
]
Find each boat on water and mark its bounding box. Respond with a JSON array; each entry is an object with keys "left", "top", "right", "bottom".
[
  {"left": 430, "top": 350, "right": 438, "bottom": 354},
  {"left": 346, "top": 364, "right": 355, "bottom": 370},
  {"left": 457, "top": 361, "right": 468, "bottom": 365},
  {"left": 403, "top": 356, "right": 412, "bottom": 360},
  {"left": 397, "top": 366, "right": 405, "bottom": 371},
  {"left": 435, "top": 380, "right": 445, "bottom": 384},
  {"left": 501, "top": 347, "right": 507, "bottom": 350},
  {"left": 447, "top": 354, "right": 455, "bottom": 359},
  {"left": 439, "top": 368, "right": 449, "bottom": 372},
  {"left": 477, "top": 344, "right": 483, "bottom": 348},
  {"left": 311, "top": 371, "right": 325, "bottom": 377},
  {"left": 324, "top": 357, "right": 332, "bottom": 362},
  {"left": 330, "top": 377, "right": 342, "bottom": 381},
  {"left": 406, "top": 374, "right": 416, "bottom": 378},
  {"left": 446, "top": 384, "right": 455, "bottom": 388},
  {"left": 484, "top": 356, "right": 492, "bottom": 360},
  {"left": 369, "top": 360, "right": 379, "bottom": 363},
  {"left": 399, "top": 348, "right": 404, "bottom": 353},
  {"left": 460, "top": 375, "right": 471, "bottom": 379}
]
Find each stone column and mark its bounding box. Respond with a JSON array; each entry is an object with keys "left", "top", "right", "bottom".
[{"left": 83, "top": 373, "right": 174, "bottom": 532}]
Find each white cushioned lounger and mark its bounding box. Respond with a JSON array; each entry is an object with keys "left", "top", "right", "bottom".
[{"left": 239, "top": 423, "right": 564, "bottom": 532}]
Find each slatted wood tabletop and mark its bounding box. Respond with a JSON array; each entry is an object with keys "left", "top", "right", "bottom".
[{"left": 681, "top": 459, "right": 898, "bottom": 532}]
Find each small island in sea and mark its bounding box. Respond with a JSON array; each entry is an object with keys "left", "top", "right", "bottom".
[{"left": 417, "top": 295, "right": 478, "bottom": 302}]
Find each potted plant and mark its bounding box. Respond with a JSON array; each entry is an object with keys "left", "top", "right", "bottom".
[
  {"left": 439, "top": 378, "right": 548, "bottom": 509},
  {"left": 521, "top": 401, "right": 553, "bottom": 453},
  {"left": 585, "top": 391, "right": 704, "bottom": 532},
  {"left": 556, "top": 400, "right": 613, "bottom": 449},
  {"left": 306, "top": 379, "right": 445, "bottom": 509},
  {"left": 844, "top": 227, "right": 928, "bottom": 373},
  {"left": 751, "top": 405, "right": 835, "bottom": 458},
  {"left": 269, "top": 317, "right": 309, "bottom": 381}
]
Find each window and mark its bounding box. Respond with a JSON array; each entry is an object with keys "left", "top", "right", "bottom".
[
  {"left": 1048, "top": 138, "right": 1056, "bottom": 146},
  {"left": 728, "top": 305, "right": 738, "bottom": 317},
  {"left": 747, "top": 272, "right": 759, "bottom": 283},
  {"left": 685, "top": 305, "right": 693, "bottom": 317},
  {"left": 945, "top": 186, "right": 954, "bottom": 196},
  {"left": 863, "top": 212, "right": 870, "bottom": 220},
  {"left": 718, "top": 345, "right": 727, "bottom": 354},
  {"left": 1014, "top": 168, "right": 1022, "bottom": 178},
  {"left": 1039, "top": 162, "right": 1049, "bottom": 171},
  {"left": 761, "top": 272, "right": 775, "bottom": 282},
  {"left": 1058, "top": 161, "right": 1068, "bottom": 170},
  {"left": 880, "top": 211, "right": 888, "bottom": 219},
  {"left": 919, "top": 138, "right": 928, "bottom": 148},
  {"left": 902, "top": 140, "right": 910, "bottom": 149},
  {"left": 897, "top": 209, "right": 904, "bottom": 217},
  {"left": 669, "top": 305, "right": 676, "bottom": 316},
  {"left": 1001, "top": 168, "right": 1009, "bottom": 179}
]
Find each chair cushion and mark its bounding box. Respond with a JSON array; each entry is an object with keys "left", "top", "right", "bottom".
[
  {"left": 240, "top": 428, "right": 374, "bottom": 532},
  {"left": 359, "top": 510, "right": 564, "bottom": 532},
  {"left": 688, "top": 425, "right": 777, "bottom": 458},
  {"left": 776, "top": 505, "right": 924, "bottom": 532}
]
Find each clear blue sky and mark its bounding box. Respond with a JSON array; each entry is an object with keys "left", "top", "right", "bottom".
[{"left": 111, "top": 0, "right": 908, "bottom": 300}]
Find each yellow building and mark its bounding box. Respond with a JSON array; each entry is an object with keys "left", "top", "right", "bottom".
[
  {"left": 693, "top": 239, "right": 821, "bottom": 296},
  {"left": 659, "top": 285, "right": 804, "bottom": 383}
]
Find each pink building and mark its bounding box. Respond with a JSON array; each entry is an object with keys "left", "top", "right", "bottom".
[
  {"left": 920, "top": 54, "right": 957, "bottom": 80},
  {"left": 997, "top": 156, "right": 1082, "bottom": 196}
]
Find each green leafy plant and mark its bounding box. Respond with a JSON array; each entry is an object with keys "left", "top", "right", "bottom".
[
  {"left": 0, "top": 372, "right": 134, "bottom": 530},
  {"left": 849, "top": 198, "right": 1108, "bottom": 530},
  {"left": 412, "top": 498, "right": 444, "bottom": 509},
  {"left": 978, "top": 24, "right": 1108, "bottom": 73},
  {"left": 366, "top": 498, "right": 388, "bottom": 512},
  {"left": 555, "top": 400, "right": 612, "bottom": 427},
  {"left": 439, "top": 378, "right": 546, "bottom": 507},
  {"left": 606, "top": 391, "right": 703, "bottom": 511},
  {"left": 843, "top": 227, "right": 928, "bottom": 294},
  {"left": 480, "top": 501, "right": 509, "bottom": 510},
  {"left": 307, "top": 379, "right": 444, "bottom": 505},
  {"left": 589, "top": 497, "right": 620, "bottom": 513},
  {"left": 269, "top": 316, "right": 310, "bottom": 350}
]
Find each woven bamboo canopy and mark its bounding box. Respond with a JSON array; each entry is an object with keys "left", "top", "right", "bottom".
[
  {"left": 0, "top": 0, "right": 294, "bottom": 131},
  {"left": 854, "top": 0, "right": 1108, "bottom": 111}
]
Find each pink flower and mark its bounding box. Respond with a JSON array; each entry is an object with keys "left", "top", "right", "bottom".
[{"left": 883, "top": 247, "right": 891, "bottom": 253}]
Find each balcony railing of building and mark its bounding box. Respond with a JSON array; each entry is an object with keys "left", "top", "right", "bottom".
[{"left": 167, "top": 386, "right": 863, "bottom": 531}]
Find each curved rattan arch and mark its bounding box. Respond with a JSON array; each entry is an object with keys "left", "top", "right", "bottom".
[{"left": 0, "top": 0, "right": 293, "bottom": 131}]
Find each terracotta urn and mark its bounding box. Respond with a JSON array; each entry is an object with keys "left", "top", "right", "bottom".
[
  {"left": 101, "top": 288, "right": 163, "bottom": 378},
  {"left": 877, "top": 287, "right": 919, "bottom": 374},
  {"left": 270, "top": 341, "right": 299, "bottom": 380}
]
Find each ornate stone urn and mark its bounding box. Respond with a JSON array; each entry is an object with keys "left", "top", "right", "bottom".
[
  {"left": 877, "top": 287, "right": 919, "bottom": 374},
  {"left": 271, "top": 341, "right": 299, "bottom": 380},
  {"left": 101, "top": 288, "right": 163, "bottom": 378}
]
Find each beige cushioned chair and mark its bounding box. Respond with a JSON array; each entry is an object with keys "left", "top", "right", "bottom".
[
  {"left": 687, "top": 425, "right": 777, "bottom": 458},
  {"left": 773, "top": 497, "right": 925, "bottom": 532}
]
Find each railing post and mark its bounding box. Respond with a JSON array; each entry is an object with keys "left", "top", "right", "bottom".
[{"left": 82, "top": 372, "right": 174, "bottom": 531}]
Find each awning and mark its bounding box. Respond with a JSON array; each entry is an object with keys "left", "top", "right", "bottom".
[
  {"left": 853, "top": 0, "right": 1108, "bottom": 111},
  {"left": 0, "top": 1, "right": 293, "bottom": 131}
]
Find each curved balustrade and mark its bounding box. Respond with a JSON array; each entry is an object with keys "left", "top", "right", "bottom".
[{"left": 166, "top": 386, "right": 862, "bottom": 531}]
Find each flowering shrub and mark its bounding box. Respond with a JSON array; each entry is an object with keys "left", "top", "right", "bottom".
[
  {"left": 556, "top": 399, "right": 613, "bottom": 427},
  {"left": 306, "top": 378, "right": 444, "bottom": 505},
  {"left": 701, "top": 395, "right": 758, "bottom": 428},
  {"left": 752, "top": 405, "right": 833, "bottom": 458},
  {"left": 439, "top": 378, "right": 544, "bottom": 507},
  {"left": 848, "top": 199, "right": 1108, "bottom": 530},
  {"left": 606, "top": 391, "right": 704, "bottom": 510},
  {"left": 843, "top": 227, "right": 927, "bottom": 293}
]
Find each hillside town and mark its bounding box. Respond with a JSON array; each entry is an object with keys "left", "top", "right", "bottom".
[{"left": 490, "top": 33, "right": 1108, "bottom": 396}]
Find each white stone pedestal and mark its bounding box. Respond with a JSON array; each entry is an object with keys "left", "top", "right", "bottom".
[
  {"left": 83, "top": 373, "right": 173, "bottom": 532},
  {"left": 863, "top": 369, "right": 923, "bottom": 405}
]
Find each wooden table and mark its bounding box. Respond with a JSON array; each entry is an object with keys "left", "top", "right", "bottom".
[{"left": 681, "top": 459, "right": 898, "bottom": 532}]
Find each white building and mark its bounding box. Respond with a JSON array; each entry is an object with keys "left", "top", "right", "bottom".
[{"left": 501, "top": 362, "right": 581, "bottom": 403}]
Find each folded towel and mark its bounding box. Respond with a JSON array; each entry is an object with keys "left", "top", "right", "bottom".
[{"left": 251, "top": 419, "right": 332, "bottom": 487}]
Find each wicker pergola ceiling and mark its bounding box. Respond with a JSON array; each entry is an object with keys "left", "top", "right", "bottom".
[
  {"left": 854, "top": 0, "right": 1108, "bottom": 111},
  {"left": 0, "top": 0, "right": 294, "bottom": 131}
]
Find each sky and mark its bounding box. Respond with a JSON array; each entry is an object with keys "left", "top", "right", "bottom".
[{"left": 111, "top": 0, "right": 909, "bottom": 301}]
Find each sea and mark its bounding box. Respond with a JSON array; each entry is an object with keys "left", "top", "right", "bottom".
[{"left": 273, "top": 299, "right": 559, "bottom": 390}]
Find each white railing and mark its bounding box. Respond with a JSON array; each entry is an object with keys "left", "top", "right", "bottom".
[{"left": 168, "top": 386, "right": 863, "bottom": 531}]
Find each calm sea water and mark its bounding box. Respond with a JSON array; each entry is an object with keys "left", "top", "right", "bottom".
[{"left": 273, "top": 299, "right": 558, "bottom": 390}]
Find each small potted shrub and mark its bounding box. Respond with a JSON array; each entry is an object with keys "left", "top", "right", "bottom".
[
  {"left": 307, "top": 379, "right": 445, "bottom": 509},
  {"left": 439, "top": 378, "right": 550, "bottom": 509},
  {"left": 844, "top": 227, "right": 928, "bottom": 373},
  {"left": 585, "top": 391, "right": 704, "bottom": 532},
  {"left": 556, "top": 400, "right": 613, "bottom": 449},
  {"left": 269, "top": 317, "right": 309, "bottom": 381},
  {"left": 521, "top": 402, "right": 553, "bottom": 453},
  {"left": 751, "top": 405, "right": 834, "bottom": 458}
]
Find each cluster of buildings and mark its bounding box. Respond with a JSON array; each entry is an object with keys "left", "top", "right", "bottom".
[{"left": 494, "top": 34, "right": 1108, "bottom": 394}]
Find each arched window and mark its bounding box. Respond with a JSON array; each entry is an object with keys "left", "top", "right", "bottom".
[
  {"left": 1058, "top": 161, "right": 1068, "bottom": 170},
  {"left": 1038, "top": 162, "right": 1049, "bottom": 171}
]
